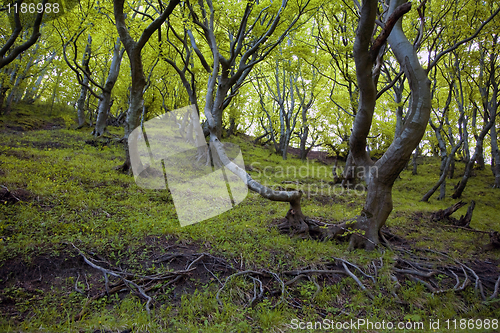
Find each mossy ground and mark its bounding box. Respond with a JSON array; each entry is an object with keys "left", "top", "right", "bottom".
[{"left": 0, "top": 103, "right": 499, "bottom": 332}]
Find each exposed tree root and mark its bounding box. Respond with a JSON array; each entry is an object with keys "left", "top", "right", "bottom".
[
  {"left": 431, "top": 200, "right": 477, "bottom": 229},
  {"left": 280, "top": 214, "right": 384, "bottom": 251},
  {"left": 484, "top": 231, "right": 500, "bottom": 251},
  {"left": 71, "top": 239, "right": 500, "bottom": 317},
  {"left": 0, "top": 185, "right": 21, "bottom": 204},
  {"left": 277, "top": 208, "right": 313, "bottom": 238},
  {"left": 71, "top": 244, "right": 210, "bottom": 321},
  {"left": 431, "top": 200, "right": 467, "bottom": 221}
]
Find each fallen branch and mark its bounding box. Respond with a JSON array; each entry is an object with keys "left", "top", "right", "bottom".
[
  {"left": 431, "top": 201, "right": 466, "bottom": 221},
  {"left": 394, "top": 268, "right": 436, "bottom": 278},
  {"left": 457, "top": 200, "right": 475, "bottom": 227}
]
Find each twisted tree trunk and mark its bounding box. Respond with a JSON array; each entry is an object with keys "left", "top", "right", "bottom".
[
  {"left": 93, "top": 37, "right": 124, "bottom": 137},
  {"left": 113, "top": 0, "right": 180, "bottom": 172},
  {"left": 76, "top": 36, "right": 92, "bottom": 128},
  {"left": 327, "top": 0, "right": 430, "bottom": 249}
]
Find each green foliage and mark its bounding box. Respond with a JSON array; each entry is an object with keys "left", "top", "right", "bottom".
[{"left": 0, "top": 105, "right": 499, "bottom": 331}]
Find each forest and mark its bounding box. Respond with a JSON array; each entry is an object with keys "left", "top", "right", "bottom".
[{"left": 1, "top": 0, "right": 500, "bottom": 332}]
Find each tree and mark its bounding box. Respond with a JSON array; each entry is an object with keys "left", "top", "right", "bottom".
[
  {"left": 74, "top": 34, "right": 92, "bottom": 127},
  {"left": 0, "top": 0, "right": 47, "bottom": 69},
  {"left": 252, "top": 42, "right": 317, "bottom": 160},
  {"left": 93, "top": 37, "right": 125, "bottom": 136},
  {"left": 113, "top": 0, "right": 181, "bottom": 172},
  {"left": 453, "top": 34, "right": 500, "bottom": 197},
  {"left": 325, "top": 0, "right": 431, "bottom": 249},
  {"left": 184, "top": 0, "right": 312, "bottom": 140},
  {"left": 174, "top": 0, "right": 318, "bottom": 232}
]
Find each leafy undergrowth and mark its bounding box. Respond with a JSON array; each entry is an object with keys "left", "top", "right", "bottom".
[{"left": 0, "top": 103, "right": 499, "bottom": 332}]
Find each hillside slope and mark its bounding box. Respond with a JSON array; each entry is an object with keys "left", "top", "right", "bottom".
[{"left": 1, "top": 104, "right": 499, "bottom": 332}]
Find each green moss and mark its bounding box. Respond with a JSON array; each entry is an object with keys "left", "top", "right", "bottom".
[{"left": 0, "top": 103, "right": 499, "bottom": 332}]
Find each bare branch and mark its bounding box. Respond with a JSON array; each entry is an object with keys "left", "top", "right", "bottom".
[
  {"left": 370, "top": 2, "right": 411, "bottom": 62},
  {"left": 0, "top": 0, "right": 47, "bottom": 69},
  {"left": 427, "top": 6, "right": 500, "bottom": 72}
]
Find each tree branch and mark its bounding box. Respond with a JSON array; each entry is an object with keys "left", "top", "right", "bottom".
[
  {"left": 0, "top": 0, "right": 47, "bottom": 69},
  {"left": 370, "top": 2, "right": 411, "bottom": 62},
  {"left": 427, "top": 6, "right": 500, "bottom": 72}
]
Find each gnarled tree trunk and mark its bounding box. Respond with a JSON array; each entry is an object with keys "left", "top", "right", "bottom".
[
  {"left": 491, "top": 123, "right": 500, "bottom": 188},
  {"left": 76, "top": 35, "right": 92, "bottom": 128},
  {"left": 113, "top": 0, "right": 180, "bottom": 172},
  {"left": 328, "top": 0, "right": 430, "bottom": 250},
  {"left": 93, "top": 37, "right": 124, "bottom": 137},
  {"left": 452, "top": 120, "right": 494, "bottom": 198}
]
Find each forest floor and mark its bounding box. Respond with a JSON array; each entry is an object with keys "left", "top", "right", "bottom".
[{"left": 1, "top": 103, "right": 500, "bottom": 332}]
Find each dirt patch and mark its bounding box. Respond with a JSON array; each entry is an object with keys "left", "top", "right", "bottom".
[
  {"left": 0, "top": 149, "right": 34, "bottom": 159},
  {"left": 5, "top": 125, "right": 25, "bottom": 132},
  {"left": 0, "top": 139, "right": 70, "bottom": 150},
  {"left": 0, "top": 251, "right": 88, "bottom": 321},
  {"left": 0, "top": 187, "right": 33, "bottom": 205},
  {"left": 0, "top": 237, "right": 235, "bottom": 324},
  {"left": 41, "top": 120, "right": 65, "bottom": 130}
]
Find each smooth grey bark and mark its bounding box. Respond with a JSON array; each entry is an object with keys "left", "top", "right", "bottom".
[
  {"left": 0, "top": 66, "right": 17, "bottom": 112},
  {"left": 22, "top": 51, "right": 56, "bottom": 104},
  {"left": 452, "top": 121, "right": 494, "bottom": 198},
  {"left": 5, "top": 44, "right": 39, "bottom": 111},
  {"left": 421, "top": 139, "right": 463, "bottom": 202},
  {"left": 295, "top": 67, "right": 317, "bottom": 161},
  {"left": 298, "top": 118, "right": 310, "bottom": 160},
  {"left": 49, "top": 67, "right": 62, "bottom": 115},
  {"left": 329, "top": 0, "right": 430, "bottom": 250},
  {"left": 428, "top": 77, "right": 453, "bottom": 200},
  {"left": 76, "top": 35, "right": 92, "bottom": 128},
  {"left": 93, "top": 37, "right": 125, "bottom": 136},
  {"left": 491, "top": 122, "right": 500, "bottom": 188},
  {"left": 431, "top": 120, "right": 448, "bottom": 199},
  {"left": 254, "top": 48, "right": 316, "bottom": 161},
  {"left": 453, "top": 53, "right": 470, "bottom": 164},
  {"left": 255, "top": 59, "right": 300, "bottom": 160},
  {"left": 341, "top": 152, "right": 356, "bottom": 188},
  {"left": 446, "top": 124, "right": 456, "bottom": 179},
  {"left": 453, "top": 40, "right": 499, "bottom": 196},
  {"left": 482, "top": 39, "right": 500, "bottom": 188},
  {"left": 0, "top": 87, "right": 7, "bottom": 112},
  {"left": 475, "top": 138, "right": 486, "bottom": 170},
  {"left": 162, "top": 21, "right": 199, "bottom": 114},
  {"left": 23, "top": 71, "right": 45, "bottom": 104},
  {"left": 412, "top": 147, "right": 418, "bottom": 175},
  {"left": 187, "top": 0, "right": 310, "bottom": 141},
  {"left": 332, "top": 0, "right": 499, "bottom": 248},
  {"left": 186, "top": 0, "right": 313, "bottom": 232},
  {"left": 113, "top": 0, "right": 180, "bottom": 172},
  {"left": 76, "top": 73, "right": 90, "bottom": 126},
  {"left": 381, "top": 59, "right": 407, "bottom": 138}
]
